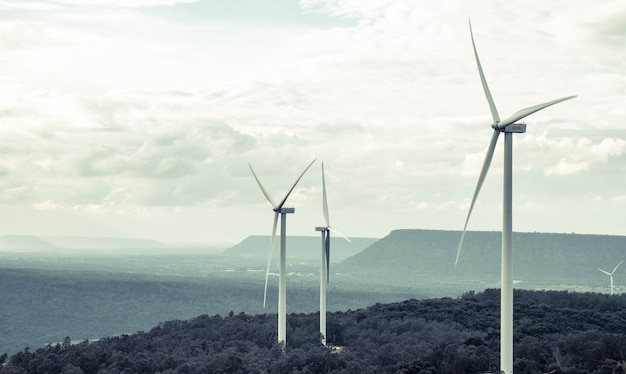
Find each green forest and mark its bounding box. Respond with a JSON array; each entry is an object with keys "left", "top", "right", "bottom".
[{"left": 4, "top": 289, "right": 626, "bottom": 374}]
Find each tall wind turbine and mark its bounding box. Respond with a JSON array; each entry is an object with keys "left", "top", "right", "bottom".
[
  {"left": 455, "top": 20, "right": 575, "bottom": 374},
  {"left": 598, "top": 260, "right": 622, "bottom": 295},
  {"left": 249, "top": 159, "right": 316, "bottom": 348},
  {"left": 315, "top": 162, "right": 350, "bottom": 346}
]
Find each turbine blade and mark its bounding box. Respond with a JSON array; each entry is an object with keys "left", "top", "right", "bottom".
[
  {"left": 329, "top": 227, "right": 351, "bottom": 243},
  {"left": 263, "top": 212, "right": 279, "bottom": 308},
  {"left": 497, "top": 96, "right": 577, "bottom": 129},
  {"left": 456, "top": 129, "right": 500, "bottom": 267},
  {"left": 322, "top": 162, "right": 330, "bottom": 227},
  {"left": 249, "top": 163, "right": 277, "bottom": 208},
  {"left": 277, "top": 159, "right": 316, "bottom": 209},
  {"left": 612, "top": 260, "right": 623, "bottom": 274},
  {"left": 325, "top": 231, "right": 331, "bottom": 283},
  {"left": 469, "top": 19, "right": 500, "bottom": 124},
  {"left": 598, "top": 268, "right": 612, "bottom": 276}
]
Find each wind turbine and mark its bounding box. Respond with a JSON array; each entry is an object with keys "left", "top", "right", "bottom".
[
  {"left": 249, "top": 159, "right": 316, "bottom": 348},
  {"left": 455, "top": 20, "right": 575, "bottom": 374},
  {"left": 598, "top": 260, "right": 623, "bottom": 295},
  {"left": 315, "top": 162, "right": 350, "bottom": 346}
]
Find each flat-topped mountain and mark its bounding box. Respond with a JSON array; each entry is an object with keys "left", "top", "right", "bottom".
[{"left": 338, "top": 229, "right": 626, "bottom": 290}]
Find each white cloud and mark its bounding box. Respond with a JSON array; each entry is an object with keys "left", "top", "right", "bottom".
[
  {"left": 537, "top": 137, "right": 626, "bottom": 176},
  {"left": 0, "top": 0, "right": 624, "bottom": 242},
  {"left": 0, "top": 1, "right": 61, "bottom": 10},
  {"left": 33, "top": 200, "right": 63, "bottom": 210},
  {"left": 49, "top": 0, "right": 200, "bottom": 8}
]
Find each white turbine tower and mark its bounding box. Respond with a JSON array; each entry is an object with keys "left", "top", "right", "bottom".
[
  {"left": 598, "top": 260, "right": 623, "bottom": 295},
  {"left": 455, "top": 20, "right": 575, "bottom": 374},
  {"left": 315, "top": 163, "right": 350, "bottom": 346},
  {"left": 249, "top": 159, "right": 316, "bottom": 348}
]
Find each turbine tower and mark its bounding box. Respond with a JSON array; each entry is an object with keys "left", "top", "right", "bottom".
[
  {"left": 598, "top": 260, "right": 622, "bottom": 295},
  {"left": 315, "top": 162, "right": 350, "bottom": 346},
  {"left": 455, "top": 20, "right": 575, "bottom": 374},
  {"left": 249, "top": 159, "right": 316, "bottom": 348}
]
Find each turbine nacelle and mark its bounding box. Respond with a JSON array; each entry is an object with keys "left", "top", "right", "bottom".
[
  {"left": 503, "top": 123, "right": 526, "bottom": 133},
  {"left": 274, "top": 207, "right": 295, "bottom": 214},
  {"left": 493, "top": 122, "right": 527, "bottom": 133}
]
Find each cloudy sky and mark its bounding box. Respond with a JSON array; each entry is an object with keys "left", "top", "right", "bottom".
[{"left": 1, "top": 0, "right": 624, "bottom": 245}]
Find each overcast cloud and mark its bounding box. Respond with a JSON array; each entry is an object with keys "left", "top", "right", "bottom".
[{"left": 0, "top": 0, "right": 624, "bottom": 244}]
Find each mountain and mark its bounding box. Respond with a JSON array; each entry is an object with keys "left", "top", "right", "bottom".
[
  {"left": 0, "top": 235, "right": 58, "bottom": 251},
  {"left": 338, "top": 229, "right": 626, "bottom": 290},
  {"left": 0, "top": 235, "right": 170, "bottom": 252},
  {"left": 42, "top": 236, "right": 168, "bottom": 250},
  {"left": 221, "top": 235, "right": 378, "bottom": 261}
]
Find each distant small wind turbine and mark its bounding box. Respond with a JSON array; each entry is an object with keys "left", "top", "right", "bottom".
[
  {"left": 598, "top": 260, "right": 622, "bottom": 295},
  {"left": 455, "top": 20, "right": 575, "bottom": 374},
  {"left": 315, "top": 163, "right": 350, "bottom": 346},
  {"left": 249, "top": 159, "right": 316, "bottom": 348}
]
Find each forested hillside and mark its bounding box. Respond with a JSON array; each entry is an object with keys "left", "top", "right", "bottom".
[
  {"left": 339, "top": 229, "right": 626, "bottom": 291},
  {"left": 4, "top": 289, "right": 626, "bottom": 373}
]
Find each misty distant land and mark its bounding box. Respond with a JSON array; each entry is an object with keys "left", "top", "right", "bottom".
[
  {"left": 2, "top": 229, "right": 623, "bottom": 289},
  {"left": 1, "top": 228, "right": 625, "bottom": 355},
  {"left": 0, "top": 235, "right": 221, "bottom": 252}
]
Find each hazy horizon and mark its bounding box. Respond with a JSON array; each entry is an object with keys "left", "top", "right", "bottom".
[{"left": 2, "top": 227, "right": 626, "bottom": 251}]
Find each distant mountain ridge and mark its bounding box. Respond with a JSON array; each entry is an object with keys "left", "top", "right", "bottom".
[
  {"left": 0, "top": 235, "right": 168, "bottom": 251},
  {"left": 0, "top": 235, "right": 59, "bottom": 251},
  {"left": 222, "top": 235, "right": 378, "bottom": 261},
  {"left": 43, "top": 236, "right": 167, "bottom": 250},
  {"left": 338, "top": 229, "right": 626, "bottom": 290}
]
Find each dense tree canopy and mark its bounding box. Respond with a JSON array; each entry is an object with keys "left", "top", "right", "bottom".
[{"left": 4, "top": 289, "right": 626, "bottom": 373}]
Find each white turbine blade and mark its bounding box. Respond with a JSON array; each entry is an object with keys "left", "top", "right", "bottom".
[
  {"left": 598, "top": 268, "right": 612, "bottom": 276},
  {"left": 277, "top": 159, "right": 316, "bottom": 209},
  {"left": 329, "top": 227, "right": 351, "bottom": 243},
  {"left": 322, "top": 162, "right": 330, "bottom": 227},
  {"left": 249, "top": 163, "right": 277, "bottom": 208},
  {"left": 263, "top": 211, "right": 279, "bottom": 308},
  {"left": 612, "top": 260, "right": 623, "bottom": 274},
  {"left": 469, "top": 19, "right": 500, "bottom": 124},
  {"left": 497, "top": 96, "right": 577, "bottom": 129},
  {"left": 456, "top": 129, "right": 500, "bottom": 267}
]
